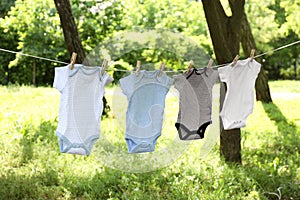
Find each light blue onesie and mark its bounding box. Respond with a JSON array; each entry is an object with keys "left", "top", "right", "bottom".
[{"left": 120, "top": 70, "right": 173, "bottom": 153}]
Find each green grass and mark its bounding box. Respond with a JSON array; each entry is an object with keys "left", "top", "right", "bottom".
[
  {"left": 0, "top": 81, "right": 299, "bottom": 199},
  {"left": 269, "top": 80, "right": 300, "bottom": 93}
]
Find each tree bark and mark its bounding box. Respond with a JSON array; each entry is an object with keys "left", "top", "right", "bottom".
[
  {"left": 54, "top": 0, "right": 88, "bottom": 65},
  {"left": 202, "top": 0, "right": 245, "bottom": 164},
  {"left": 32, "top": 59, "right": 36, "bottom": 86},
  {"left": 240, "top": 13, "right": 272, "bottom": 103}
]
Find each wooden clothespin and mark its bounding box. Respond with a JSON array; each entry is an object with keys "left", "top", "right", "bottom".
[
  {"left": 136, "top": 60, "right": 141, "bottom": 76},
  {"left": 70, "top": 52, "right": 77, "bottom": 70},
  {"left": 158, "top": 62, "right": 165, "bottom": 77},
  {"left": 101, "top": 59, "right": 108, "bottom": 75},
  {"left": 231, "top": 55, "right": 240, "bottom": 67},
  {"left": 207, "top": 58, "right": 214, "bottom": 69},
  {"left": 185, "top": 60, "right": 194, "bottom": 75},
  {"left": 250, "top": 49, "right": 255, "bottom": 62}
]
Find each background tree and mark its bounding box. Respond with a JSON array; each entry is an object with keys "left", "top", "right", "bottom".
[{"left": 201, "top": 0, "right": 244, "bottom": 163}]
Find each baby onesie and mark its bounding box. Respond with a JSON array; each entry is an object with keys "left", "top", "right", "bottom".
[
  {"left": 53, "top": 64, "right": 113, "bottom": 155},
  {"left": 174, "top": 67, "right": 219, "bottom": 140},
  {"left": 120, "top": 70, "right": 173, "bottom": 153},
  {"left": 218, "top": 58, "right": 261, "bottom": 130}
]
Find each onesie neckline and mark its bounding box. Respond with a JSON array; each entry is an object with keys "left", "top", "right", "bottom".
[
  {"left": 135, "top": 69, "right": 165, "bottom": 83},
  {"left": 185, "top": 67, "right": 210, "bottom": 79},
  {"left": 230, "top": 57, "right": 252, "bottom": 69},
  {"left": 68, "top": 64, "right": 106, "bottom": 81}
]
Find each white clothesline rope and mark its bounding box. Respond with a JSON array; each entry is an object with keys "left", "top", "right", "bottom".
[
  {"left": 0, "top": 39, "right": 299, "bottom": 73},
  {"left": 0, "top": 48, "right": 69, "bottom": 65}
]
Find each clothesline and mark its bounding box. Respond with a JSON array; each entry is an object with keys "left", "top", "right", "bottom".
[{"left": 0, "top": 39, "right": 299, "bottom": 73}]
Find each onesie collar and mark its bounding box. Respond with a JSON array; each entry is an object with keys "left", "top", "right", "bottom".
[
  {"left": 135, "top": 70, "right": 166, "bottom": 84},
  {"left": 230, "top": 57, "right": 252, "bottom": 69},
  {"left": 69, "top": 64, "right": 101, "bottom": 77},
  {"left": 186, "top": 67, "right": 210, "bottom": 79}
]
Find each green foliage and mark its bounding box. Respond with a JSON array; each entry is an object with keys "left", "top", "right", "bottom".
[
  {"left": 0, "top": 0, "right": 15, "bottom": 17},
  {"left": 124, "top": 0, "right": 208, "bottom": 36},
  {"left": 89, "top": 29, "right": 210, "bottom": 76},
  {"left": 263, "top": 30, "right": 300, "bottom": 80},
  {"left": 0, "top": 0, "right": 17, "bottom": 85},
  {"left": 245, "top": 0, "right": 300, "bottom": 80},
  {"left": 279, "top": 0, "right": 300, "bottom": 36},
  {"left": 0, "top": 82, "right": 300, "bottom": 199},
  {"left": 1, "top": 0, "right": 67, "bottom": 85},
  {"left": 0, "top": 25, "right": 18, "bottom": 85},
  {"left": 114, "top": 0, "right": 213, "bottom": 70},
  {"left": 0, "top": 0, "right": 300, "bottom": 85},
  {"left": 0, "top": 0, "right": 126, "bottom": 86},
  {"left": 268, "top": 0, "right": 287, "bottom": 26},
  {"left": 71, "top": 0, "right": 126, "bottom": 51}
]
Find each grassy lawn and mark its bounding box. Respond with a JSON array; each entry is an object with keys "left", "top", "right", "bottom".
[{"left": 0, "top": 80, "right": 299, "bottom": 199}]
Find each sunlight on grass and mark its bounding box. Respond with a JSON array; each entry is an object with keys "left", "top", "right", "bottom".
[
  {"left": 0, "top": 81, "right": 299, "bottom": 199},
  {"left": 269, "top": 80, "right": 300, "bottom": 93}
]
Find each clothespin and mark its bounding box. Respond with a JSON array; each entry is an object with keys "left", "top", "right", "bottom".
[
  {"left": 101, "top": 59, "right": 108, "bottom": 75},
  {"left": 70, "top": 52, "right": 77, "bottom": 70},
  {"left": 136, "top": 60, "right": 141, "bottom": 76},
  {"left": 250, "top": 49, "right": 255, "bottom": 62},
  {"left": 207, "top": 58, "right": 214, "bottom": 69},
  {"left": 158, "top": 62, "right": 165, "bottom": 77},
  {"left": 231, "top": 55, "right": 240, "bottom": 67},
  {"left": 185, "top": 60, "right": 194, "bottom": 75}
]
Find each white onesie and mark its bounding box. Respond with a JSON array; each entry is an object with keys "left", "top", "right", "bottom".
[
  {"left": 53, "top": 64, "right": 113, "bottom": 155},
  {"left": 218, "top": 58, "right": 261, "bottom": 130}
]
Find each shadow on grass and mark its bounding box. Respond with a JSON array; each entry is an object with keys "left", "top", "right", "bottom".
[
  {"left": 2, "top": 106, "right": 299, "bottom": 199},
  {"left": 18, "top": 119, "right": 58, "bottom": 165},
  {"left": 0, "top": 168, "right": 60, "bottom": 199},
  {"left": 241, "top": 102, "right": 300, "bottom": 199},
  {"left": 262, "top": 102, "right": 300, "bottom": 150}
]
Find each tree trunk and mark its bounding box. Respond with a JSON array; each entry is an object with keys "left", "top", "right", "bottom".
[
  {"left": 295, "top": 60, "right": 297, "bottom": 79},
  {"left": 202, "top": 0, "right": 245, "bottom": 164},
  {"left": 240, "top": 13, "right": 272, "bottom": 103},
  {"left": 32, "top": 59, "right": 36, "bottom": 86},
  {"left": 54, "top": 0, "right": 88, "bottom": 65}
]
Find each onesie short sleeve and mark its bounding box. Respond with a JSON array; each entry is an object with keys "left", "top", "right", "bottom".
[
  {"left": 120, "top": 74, "right": 134, "bottom": 97},
  {"left": 53, "top": 66, "right": 69, "bottom": 92},
  {"left": 158, "top": 73, "right": 173, "bottom": 89},
  {"left": 205, "top": 68, "right": 219, "bottom": 88},
  {"left": 165, "top": 75, "right": 174, "bottom": 88},
  {"left": 101, "top": 71, "right": 114, "bottom": 86},
  {"left": 217, "top": 66, "right": 229, "bottom": 83},
  {"left": 250, "top": 59, "right": 261, "bottom": 77},
  {"left": 173, "top": 75, "right": 185, "bottom": 91},
  {"left": 210, "top": 68, "right": 220, "bottom": 85}
]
